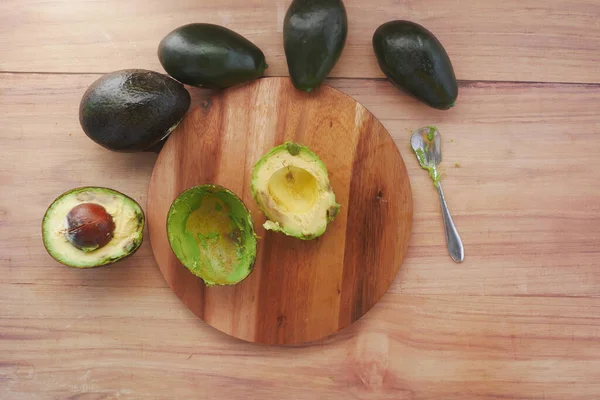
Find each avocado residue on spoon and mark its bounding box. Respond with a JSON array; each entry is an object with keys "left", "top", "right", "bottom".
[
  {"left": 412, "top": 126, "right": 441, "bottom": 187},
  {"left": 413, "top": 147, "right": 441, "bottom": 186},
  {"left": 410, "top": 125, "right": 465, "bottom": 263},
  {"left": 427, "top": 126, "right": 436, "bottom": 142}
]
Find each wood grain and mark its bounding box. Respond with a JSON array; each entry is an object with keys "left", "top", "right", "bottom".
[
  {"left": 2, "top": 0, "right": 599, "bottom": 83},
  {"left": 1, "top": 72, "right": 600, "bottom": 397},
  {"left": 147, "top": 77, "right": 413, "bottom": 344},
  {"left": 2, "top": 74, "right": 598, "bottom": 296},
  {"left": 2, "top": 288, "right": 600, "bottom": 400}
]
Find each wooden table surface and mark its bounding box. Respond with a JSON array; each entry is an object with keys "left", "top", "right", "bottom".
[{"left": 1, "top": 1, "right": 599, "bottom": 399}]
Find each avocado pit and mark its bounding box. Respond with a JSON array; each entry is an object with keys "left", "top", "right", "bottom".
[{"left": 65, "top": 203, "right": 115, "bottom": 251}]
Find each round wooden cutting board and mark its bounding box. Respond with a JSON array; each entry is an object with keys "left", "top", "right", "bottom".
[{"left": 147, "top": 77, "right": 413, "bottom": 345}]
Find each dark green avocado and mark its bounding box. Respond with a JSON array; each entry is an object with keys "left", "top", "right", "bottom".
[
  {"left": 373, "top": 20, "right": 458, "bottom": 110},
  {"left": 283, "top": 0, "right": 348, "bottom": 91},
  {"left": 158, "top": 23, "right": 268, "bottom": 89},
  {"left": 79, "top": 69, "right": 190, "bottom": 152}
]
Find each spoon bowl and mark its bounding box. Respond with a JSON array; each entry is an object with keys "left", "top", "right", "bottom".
[{"left": 411, "top": 126, "right": 442, "bottom": 168}]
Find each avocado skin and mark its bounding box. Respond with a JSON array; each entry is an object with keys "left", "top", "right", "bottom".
[
  {"left": 158, "top": 23, "right": 267, "bottom": 89},
  {"left": 373, "top": 20, "right": 458, "bottom": 110},
  {"left": 283, "top": 0, "right": 348, "bottom": 91},
  {"left": 79, "top": 69, "right": 190, "bottom": 152}
]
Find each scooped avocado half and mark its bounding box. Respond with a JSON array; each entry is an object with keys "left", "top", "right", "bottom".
[
  {"left": 42, "top": 187, "right": 145, "bottom": 268},
  {"left": 251, "top": 142, "right": 340, "bottom": 240},
  {"left": 79, "top": 69, "right": 191, "bottom": 152},
  {"left": 167, "top": 185, "right": 257, "bottom": 286}
]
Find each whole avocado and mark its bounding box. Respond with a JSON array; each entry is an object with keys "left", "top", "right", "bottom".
[
  {"left": 373, "top": 20, "right": 458, "bottom": 110},
  {"left": 79, "top": 69, "right": 190, "bottom": 152},
  {"left": 158, "top": 23, "right": 268, "bottom": 89},
  {"left": 283, "top": 0, "right": 348, "bottom": 91}
]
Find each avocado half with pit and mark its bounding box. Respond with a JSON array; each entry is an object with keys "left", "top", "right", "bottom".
[
  {"left": 167, "top": 185, "right": 257, "bottom": 286},
  {"left": 251, "top": 142, "right": 340, "bottom": 240},
  {"left": 42, "top": 187, "right": 145, "bottom": 268},
  {"left": 79, "top": 69, "right": 191, "bottom": 152}
]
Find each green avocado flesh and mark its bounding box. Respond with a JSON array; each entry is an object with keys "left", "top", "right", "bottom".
[
  {"left": 413, "top": 126, "right": 441, "bottom": 187},
  {"left": 413, "top": 147, "right": 440, "bottom": 186},
  {"left": 251, "top": 142, "right": 340, "bottom": 240},
  {"left": 42, "top": 187, "right": 145, "bottom": 268},
  {"left": 167, "top": 185, "right": 257, "bottom": 286},
  {"left": 373, "top": 20, "right": 458, "bottom": 110},
  {"left": 283, "top": 0, "right": 348, "bottom": 91},
  {"left": 158, "top": 23, "right": 268, "bottom": 89},
  {"left": 79, "top": 69, "right": 191, "bottom": 152}
]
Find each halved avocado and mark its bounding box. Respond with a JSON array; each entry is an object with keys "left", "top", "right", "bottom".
[
  {"left": 251, "top": 142, "right": 340, "bottom": 240},
  {"left": 79, "top": 69, "right": 191, "bottom": 152},
  {"left": 167, "top": 184, "right": 257, "bottom": 286},
  {"left": 42, "top": 187, "right": 145, "bottom": 268}
]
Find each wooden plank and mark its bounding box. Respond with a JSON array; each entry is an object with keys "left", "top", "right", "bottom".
[
  {"left": 1, "top": 0, "right": 599, "bottom": 83},
  {"left": 2, "top": 286, "right": 600, "bottom": 399},
  {"left": 336, "top": 78, "right": 600, "bottom": 297},
  {"left": 1, "top": 73, "right": 599, "bottom": 297}
]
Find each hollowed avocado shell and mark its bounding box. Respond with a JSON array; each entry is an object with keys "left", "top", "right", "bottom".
[
  {"left": 250, "top": 142, "right": 340, "bottom": 240},
  {"left": 166, "top": 184, "right": 257, "bottom": 286}
]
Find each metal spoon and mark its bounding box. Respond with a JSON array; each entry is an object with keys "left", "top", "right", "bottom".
[{"left": 410, "top": 126, "right": 464, "bottom": 263}]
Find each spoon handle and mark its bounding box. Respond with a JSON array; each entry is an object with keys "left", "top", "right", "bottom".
[{"left": 436, "top": 183, "right": 465, "bottom": 263}]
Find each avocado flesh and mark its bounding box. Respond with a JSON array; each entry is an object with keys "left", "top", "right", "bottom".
[
  {"left": 251, "top": 142, "right": 340, "bottom": 240},
  {"left": 167, "top": 185, "right": 257, "bottom": 286},
  {"left": 42, "top": 187, "right": 144, "bottom": 268},
  {"left": 79, "top": 69, "right": 191, "bottom": 152}
]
